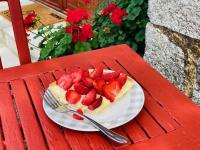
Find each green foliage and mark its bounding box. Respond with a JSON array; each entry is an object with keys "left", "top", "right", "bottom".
[
  {"left": 38, "top": 27, "right": 67, "bottom": 60},
  {"left": 93, "top": 0, "right": 149, "bottom": 55},
  {"left": 74, "top": 42, "right": 91, "bottom": 53},
  {"left": 33, "top": 0, "right": 148, "bottom": 60}
]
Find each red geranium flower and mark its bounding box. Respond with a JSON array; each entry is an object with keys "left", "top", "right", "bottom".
[
  {"left": 103, "top": 3, "right": 117, "bottom": 16},
  {"left": 83, "top": 0, "right": 90, "bottom": 3},
  {"left": 24, "top": 11, "right": 37, "bottom": 29},
  {"left": 66, "top": 9, "right": 89, "bottom": 24},
  {"left": 66, "top": 25, "right": 80, "bottom": 43},
  {"left": 79, "top": 23, "right": 93, "bottom": 42},
  {"left": 110, "top": 7, "right": 127, "bottom": 25},
  {"left": 66, "top": 27, "right": 72, "bottom": 33},
  {"left": 66, "top": 23, "right": 93, "bottom": 43}
]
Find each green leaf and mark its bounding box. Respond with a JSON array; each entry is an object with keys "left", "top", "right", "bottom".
[
  {"left": 118, "top": 0, "right": 130, "bottom": 8},
  {"left": 131, "top": 42, "right": 138, "bottom": 51},
  {"left": 52, "top": 45, "right": 67, "bottom": 58},
  {"left": 74, "top": 42, "right": 91, "bottom": 53},
  {"left": 52, "top": 34, "right": 72, "bottom": 57},
  {"left": 48, "top": 25, "right": 54, "bottom": 30},
  {"left": 61, "top": 34, "right": 72, "bottom": 44},
  {"left": 97, "top": 16, "right": 104, "bottom": 25},
  {"left": 38, "top": 25, "right": 45, "bottom": 32},
  {"left": 131, "top": 0, "right": 144, "bottom": 5},
  {"left": 139, "top": 19, "right": 149, "bottom": 28},
  {"left": 135, "top": 29, "right": 145, "bottom": 42},
  {"left": 125, "top": 6, "right": 141, "bottom": 20},
  {"left": 118, "top": 33, "right": 126, "bottom": 41},
  {"left": 39, "top": 41, "right": 55, "bottom": 60},
  {"left": 90, "top": 31, "right": 99, "bottom": 49}
]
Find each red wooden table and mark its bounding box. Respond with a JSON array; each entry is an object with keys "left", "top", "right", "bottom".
[{"left": 0, "top": 44, "right": 200, "bottom": 150}]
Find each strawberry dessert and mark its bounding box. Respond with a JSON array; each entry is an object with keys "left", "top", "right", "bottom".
[{"left": 48, "top": 67, "right": 134, "bottom": 120}]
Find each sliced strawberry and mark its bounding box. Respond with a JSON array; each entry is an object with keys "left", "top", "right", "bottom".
[
  {"left": 82, "top": 77, "right": 94, "bottom": 88},
  {"left": 57, "top": 74, "right": 73, "bottom": 90},
  {"left": 102, "top": 70, "right": 121, "bottom": 81},
  {"left": 117, "top": 73, "right": 128, "bottom": 87},
  {"left": 81, "top": 89, "right": 96, "bottom": 106},
  {"left": 65, "top": 90, "right": 81, "bottom": 104},
  {"left": 93, "top": 78, "right": 106, "bottom": 95},
  {"left": 88, "top": 97, "right": 103, "bottom": 110},
  {"left": 74, "top": 82, "right": 89, "bottom": 95},
  {"left": 69, "top": 68, "right": 83, "bottom": 83},
  {"left": 72, "top": 109, "right": 84, "bottom": 120},
  {"left": 90, "top": 66, "right": 103, "bottom": 79},
  {"left": 103, "top": 80, "right": 121, "bottom": 102},
  {"left": 82, "top": 69, "right": 89, "bottom": 78}
]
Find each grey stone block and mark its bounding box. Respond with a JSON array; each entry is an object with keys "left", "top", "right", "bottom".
[
  {"left": 144, "top": 23, "right": 186, "bottom": 92},
  {"left": 148, "top": 0, "right": 200, "bottom": 40}
]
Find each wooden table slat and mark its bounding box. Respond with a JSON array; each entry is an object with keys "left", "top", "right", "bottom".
[
  {"left": 136, "top": 109, "right": 165, "bottom": 138},
  {"left": 144, "top": 92, "right": 180, "bottom": 132},
  {"left": 63, "top": 130, "right": 92, "bottom": 150},
  {"left": 85, "top": 132, "right": 113, "bottom": 150},
  {"left": 10, "top": 80, "right": 47, "bottom": 149},
  {"left": 25, "top": 75, "right": 70, "bottom": 150},
  {"left": 0, "top": 83, "right": 25, "bottom": 149},
  {"left": 123, "top": 120, "right": 148, "bottom": 143},
  {"left": 0, "top": 117, "right": 4, "bottom": 150},
  {"left": 103, "top": 59, "right": 128, "bottom": 74},
  {"left": 111, "top": 128, "right": 131, "bottom": 149}
]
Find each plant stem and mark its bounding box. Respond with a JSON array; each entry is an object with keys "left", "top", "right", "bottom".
[
  {"left": 38, "top": 20, "right": 54, "bottom": 35},
  {"left": 28, "top": 42, "right": 40, "bottom": 50},
  {"left": 28, "top": 29, "right": 46, "bottom": 39}
]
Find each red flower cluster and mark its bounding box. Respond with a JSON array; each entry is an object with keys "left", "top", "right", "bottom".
[
  {"left": 103, "top": 3, "right": 117, "bottom": 16},
  {"left": 66, "top": 23, "right": 93, "bottom": 43},
  {"left": 66, "top": 9, "right": 88, "bottom": 24},
  {"left": 83, "top": 0, "right": 90, "bottom": 3},
  {"left": 80, "top": 23, "right": 93, "bottom": 41},
  {"left": 24, "top": 11, "right": 37, "bottom": 29},
  {"left": 66, "top": 9, "right": 93, "bottom": 43},
  {"left": 103, "top": 3, "right": 127, "bottom": 25},
  {"left": 110, "top": 7, "right": 127, "bottom": 25}
]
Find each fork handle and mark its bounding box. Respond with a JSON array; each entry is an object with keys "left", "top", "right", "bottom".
[{"left": 70, "top": 110, "right": 128, "bottom": 144}]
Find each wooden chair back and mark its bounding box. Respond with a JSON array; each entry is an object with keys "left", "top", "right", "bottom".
[{"left": 0, "top": 0, "right": 31, "bottom": 69}]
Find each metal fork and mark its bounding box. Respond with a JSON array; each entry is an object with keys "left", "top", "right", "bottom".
[{"left": 41, "top": 88, "right": 128, "bottom": 144}]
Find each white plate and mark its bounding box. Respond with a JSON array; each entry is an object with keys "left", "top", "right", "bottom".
[{"left": 43, "top": 70, "right": 145, "bottom": 131}]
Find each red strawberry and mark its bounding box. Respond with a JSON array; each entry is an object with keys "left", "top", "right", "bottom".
[
  {"left": 82, "top": 77, "right": 94, "bottom": 88},
  {"left": 69, "top": 68, "right": 83, "bottom": 83},
  {"left": 117, "top": 73, "right": 128, "bottom": 87},
  {"left": 74, "top": 82, "right": 89, "bottom": 94},
  {"left": 88, "top": 97, "right": 103, "bottom": 110},
  {"left": 72, "top": 109, "right": 84, "bottom": 120},
  {"left": 81, "top": 89, "right": 96, "bottom": 106},
  {"left": 93, "top": 78, "right": 106, "bottom": 95},
  {"left": 90, "top": 66, "right": 103, "bottom": 79},
  {"left": 57, "top": 74, "right": 73, "bottom": 90},
  {"left": 103, "top": 80, "right": 121, "bottom": 102},
  {"left": 65, "top": 90, "right": 81, "bottom": 104},
  {"left": 82, "top": 69, "right": 89, "bottom": 78},
  {"left": 103, "top": 70, "right": 121, "bottom": 81}
]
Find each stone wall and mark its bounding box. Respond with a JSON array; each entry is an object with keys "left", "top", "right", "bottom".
[{"left": 144, "top": 0, "right": 200, "bottom": 103}]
